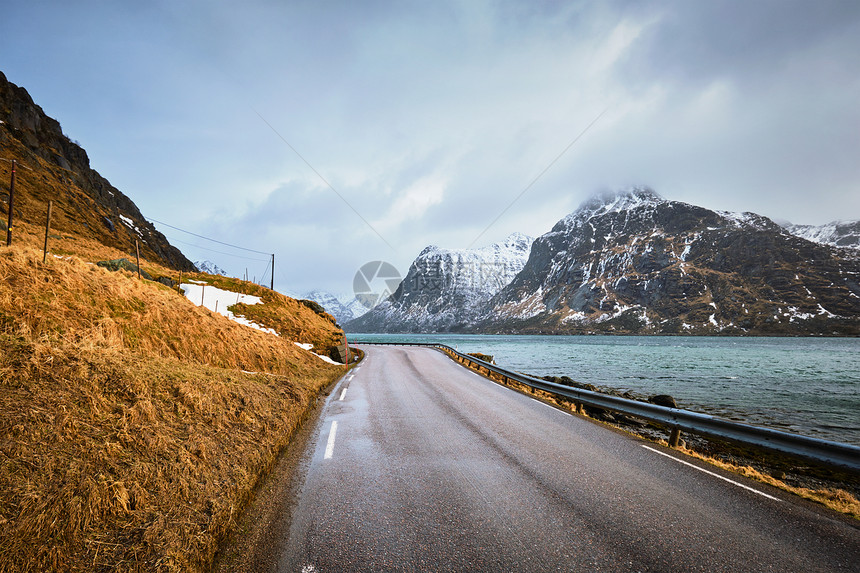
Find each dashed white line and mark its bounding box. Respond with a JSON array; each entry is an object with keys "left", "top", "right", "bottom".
[
  {"left": 641, "top": 445, "right": 780, "bottom": 501},
  {"left": 324, "top": 421, "right": 338, "bottom": 459},
  {"left": 339, "top": 387, "right": 348, "bottom": 401}
]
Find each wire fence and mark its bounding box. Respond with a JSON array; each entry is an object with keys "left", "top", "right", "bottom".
[{"left": 1, "top": 158, "right": 277, "bottom": 290}]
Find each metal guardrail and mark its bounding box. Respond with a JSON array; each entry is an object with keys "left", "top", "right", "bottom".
[{"left": 350, "top": 340, "right": 860, "bottom": 472}]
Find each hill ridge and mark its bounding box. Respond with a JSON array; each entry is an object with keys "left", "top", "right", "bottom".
[{"left": 0, "top": 70, "right": 193, "bottom": 270}]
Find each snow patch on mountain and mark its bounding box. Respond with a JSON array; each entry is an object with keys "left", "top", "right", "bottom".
[
  {"left": 781, "top": 220, "right": 860, "bottom": 250},
  {"left": 345, "top": 233, "right": 534, "bottom": 332},
  {"left": 302, "top": 290, "right": 367, "bottom": 324},
  {"left": 194, "top": 260, "right": 228, "bottom": 276},
  {"left": 554, "top": 186, "right": 665, "bottom": 232}
]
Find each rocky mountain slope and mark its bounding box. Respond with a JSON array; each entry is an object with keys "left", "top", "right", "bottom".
[
  {"left": 302, "top": 289, "right": 367, "bottom": 325},
  {"left": 0, "top": 71, "right": 193, "bottom": 270},
  {"left": 782, "top": 220, "right": 860, "bottom": 250},
  {"left": 346, "top": 232, "right": 534, "bottom": 332},
  {"left": 481, "top": 187, "right": 860, "bottom": 335},
  {"left": 195, "top": 259, "right": 228, "bottom": 275},
  {"left": 349, "top": 187, "right": 860, "bottom": 335}
]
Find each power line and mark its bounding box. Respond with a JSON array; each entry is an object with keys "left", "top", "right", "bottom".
[
  {"left": 146, "top": 217, "right": 272, "bottom": 255},
  {"left": 253, "top": 109, "right": 396, "bottom": 251},
  {"left": 162, "top": 234, "right": 271, "bottom": 262},
  {"left": 468, "top": 107, "right": 608, "bottom": 249},
  {"left": 259, "top": 257, "right": 271, "bottom": 286}
]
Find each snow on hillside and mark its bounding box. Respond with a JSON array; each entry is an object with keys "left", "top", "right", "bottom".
[
  {"left": 180, "top": 281, "right": 277, "bottom": 334},
  {"left": 293, "top": 342, "right": 340, "bottom": 365},
  {"left": 180, "top": 281, "right": 341, "bottom": 363}
]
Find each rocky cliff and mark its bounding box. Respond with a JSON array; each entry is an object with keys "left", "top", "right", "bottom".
[
  {"left": 348, "top": 187, "right": 860, "bottom": 335},
  {"left": 782, "top": 220, "right": 860, "bottom": 251},
  {"left": 346, "top": 232, "right": 534, "bottom": 332},
  {"left": 481, "top": 187, "right": 860, "bottom": 335},
  {"left": 0, "top": 71, "right": 194, "bottom": 270}
]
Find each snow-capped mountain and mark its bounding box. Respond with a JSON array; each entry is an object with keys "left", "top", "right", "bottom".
[
  {"left": 194, "top": 260, "right": 227, "bottom": 276},
  {"left": 303, "top": 290, "right": 368, "bottom": 325},
  {"left": 346, "top": 233, "right": 534, "bottom": 332},
  {"left": 480, "top": 187, "right": 860, "bottom": 335},
  {"left": 347, "top": 187, "right": 860, "bottom": 335},
  {"left": 781, "top": 220, "right": 860, "bottom": 251}
]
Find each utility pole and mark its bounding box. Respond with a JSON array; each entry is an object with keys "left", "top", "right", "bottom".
[
  {"left": 6, "top": 159, "right": 16, "bottom": 246},
  {"left": 271, "top": 253, "right": 275, "bottom": 290}
]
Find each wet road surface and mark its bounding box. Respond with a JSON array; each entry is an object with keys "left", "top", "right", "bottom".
[{"left": 276, "top": 345, "right": 859, "bottom": 572}]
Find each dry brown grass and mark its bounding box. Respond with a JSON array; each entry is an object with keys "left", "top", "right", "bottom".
[
  {"left": 0, "top": 246, "right": 346, "bottom": 572},
  {"left": 0, "top": 247, "right": 343, "bottom": 369},
  {"left": 0, "top": 133, "right": 175, "bottom": 268}
]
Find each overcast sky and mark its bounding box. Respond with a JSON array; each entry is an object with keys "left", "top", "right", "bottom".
[{"left": 3, "top": 0, "right": 859, "bottom": 297}]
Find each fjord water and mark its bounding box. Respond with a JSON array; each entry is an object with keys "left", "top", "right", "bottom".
[{"left": 350, "top": 334, "right": 860, "bottom": 446}]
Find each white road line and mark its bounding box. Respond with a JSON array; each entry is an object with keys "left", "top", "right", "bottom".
[
  {"left": 324, "top": 421, "right": 338, "bottom": 459},
  {"left": 641, "top": 445, "right": 781, "bottom": 501},
  {"left": 531, "top": 396, "right": 562, "bottom": 412},
  {"left": 339, "top": 387, "right": 348, "bottom": 401}
]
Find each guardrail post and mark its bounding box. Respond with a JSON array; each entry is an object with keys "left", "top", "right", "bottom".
[{"left": 669, "top": 427, "right": 682, "bottom": 448}]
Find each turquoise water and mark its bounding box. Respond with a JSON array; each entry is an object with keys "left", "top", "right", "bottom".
[{"left": 348, "top": 334, "right": 860, "bottom": 446}]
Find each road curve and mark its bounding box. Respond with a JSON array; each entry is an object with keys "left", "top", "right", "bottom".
[{"left": 276, "top": 345, "right": 858, "bottom": 572}]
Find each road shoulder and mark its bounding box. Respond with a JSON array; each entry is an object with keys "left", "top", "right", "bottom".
[{"left": 212, "top": 373, "right": 344, "bottom": 573}]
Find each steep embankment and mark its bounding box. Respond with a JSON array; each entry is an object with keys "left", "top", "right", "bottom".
[
  {"left": 0, "top": 71, "right": 193, "bottom": 270},
  {"left": 0, "top": 247, "right": 347, "bottom": 572}
]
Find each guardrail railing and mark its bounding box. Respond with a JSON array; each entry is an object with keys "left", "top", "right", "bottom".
[{"left": 350, "top": 340, "right": 860, "bottom": 472}]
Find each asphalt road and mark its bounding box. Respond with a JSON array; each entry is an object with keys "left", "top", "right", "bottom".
[{"left": 275, "top": 345, "right": 859, "bottom": 572}]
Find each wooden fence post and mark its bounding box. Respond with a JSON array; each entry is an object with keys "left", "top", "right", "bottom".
[
  {"left": 42, "top": 200, "right": 53, "bottom": 263},
  {"left": 5, "top": 159, "right": 15, "bottom": 246},
  {"left": 135, "top": 240, "right": 142, "bottom": 279}
]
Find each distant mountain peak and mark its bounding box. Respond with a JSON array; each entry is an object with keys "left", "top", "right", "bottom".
[
  {"left": 302, "top": 290, "right": 367, "bottom": 324},
  {"left": 345, "top": 233, "right": 535, "bottom": 332},
  {"left": 588, "top": 186, "right": 663, "bottom": 207},
  {"left": 350, "top": 186, "right": 860, "bottom": 335},
  {"left": 194, "top": 260, "right": 227, "bottom": 276},
  {"left": 556, "top": 186, "right": 665, "bottom": 231},
  {"left": 781, "top": 220, "right": 860, "bottom": 251}
]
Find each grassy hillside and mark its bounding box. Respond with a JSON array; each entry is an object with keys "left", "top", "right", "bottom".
[
  {"left": 1, "top": 71, "right": 193, "bottom": 270},
  {"left": 0, "top": 246, "right": 347, "bottom": 572}
]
